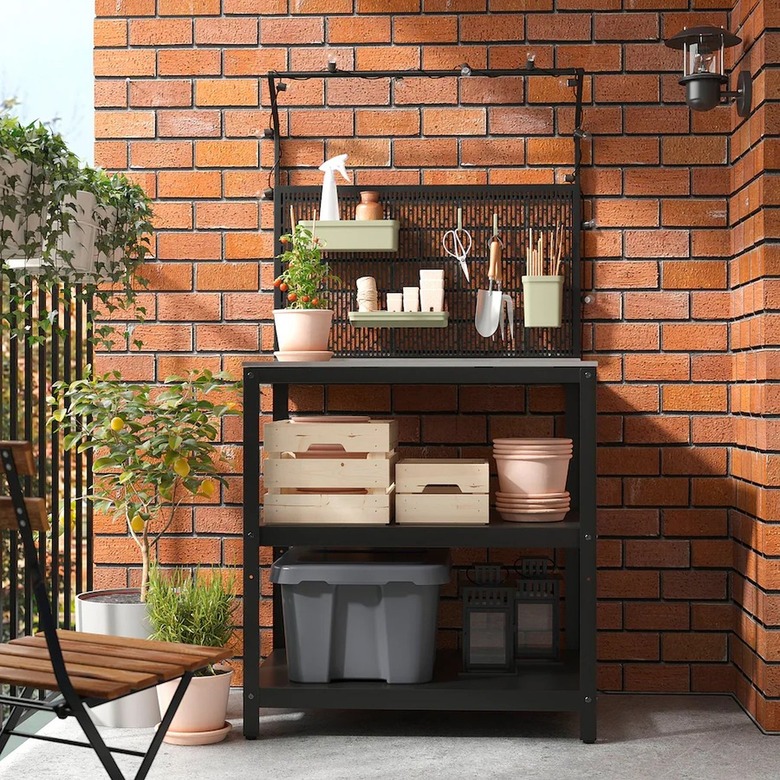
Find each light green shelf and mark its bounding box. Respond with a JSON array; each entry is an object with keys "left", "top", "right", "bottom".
[
  {"left": 348, "top": 311, "right": 449, "bottom": 328},
  {"left": 299, "top": 220, "right": 399, "bottom": 252}
]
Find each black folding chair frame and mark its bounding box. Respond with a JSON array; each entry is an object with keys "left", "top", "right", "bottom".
[{"left": 0, "top": 444, "right": 194, "bottom": 780}]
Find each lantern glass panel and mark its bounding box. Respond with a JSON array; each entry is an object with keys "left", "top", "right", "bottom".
[
  {"left": 515, "top": 602, "right": 554, "bottom": 654},
  {"left": 684, "top": 40, "right": 724, "bottom": 78},
  {"left": 468, "top": 611, "right": 509, "bottom": 666}
]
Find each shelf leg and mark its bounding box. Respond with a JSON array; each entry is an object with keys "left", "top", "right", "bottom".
[
  {"left": 580, "top": 697, "right": 597, "bottom": 744},
  {"left": 243, "top": 369, "right": 261, "bottom": 739}
]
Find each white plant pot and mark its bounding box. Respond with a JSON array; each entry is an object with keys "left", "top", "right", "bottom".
[
  {"left": 56, "top": 190, "right": 98, "bottom": 274},
  {"left": 156, "top": 667, "right": 233, "bottom": 745},
  {"left": 273, "top": 308, "right": 333, "bottom": 352},
  {"left": 0, "top": 157, "right": 39, "bottom": 261},
  {"left": 76, "top": 589, "right": 161, "bottom": 728}
]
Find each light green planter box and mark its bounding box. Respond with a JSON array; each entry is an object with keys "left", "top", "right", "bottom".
[
  {"left": 299, "top": 220, "right": 399, "bottom": 252},
  {"left": 348, "top": 311, "right": 449, "bottom": 328}
]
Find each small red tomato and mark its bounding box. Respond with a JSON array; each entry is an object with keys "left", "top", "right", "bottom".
[
  {"left": 311, "top": 297, "right": 319, "bottom": 307},
  {"left": 287, "top": 293, "right": 297, "bottom": 302},
  {"left": 279, "top": 282, "right": 288, "bottom": 292},
  {"left": 273, "top": 277, "right": 282, "bottom": 288},
  {"left": 279, "top": 236, "right": 290, "bottom": 245},
  {"left": 301, "top": 295, "right": 310, "bottom": 303}
]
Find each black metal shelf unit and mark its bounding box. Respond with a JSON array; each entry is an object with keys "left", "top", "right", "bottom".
[{"left": 242, "top": 358, "right": 598, "bottom": 743}]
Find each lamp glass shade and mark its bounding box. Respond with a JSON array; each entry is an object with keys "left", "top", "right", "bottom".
[{"left": 684, "top": 39, "right": 724, "bottom": 78}]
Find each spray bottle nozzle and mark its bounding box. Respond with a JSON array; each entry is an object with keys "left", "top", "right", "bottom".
[{"left": 319, "top": 153, "right": 351, "bottom": 183}]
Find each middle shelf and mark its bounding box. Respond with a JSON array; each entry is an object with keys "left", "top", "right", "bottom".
[{"left": 256, "top": 513, "right": 581, "bottom": 548}]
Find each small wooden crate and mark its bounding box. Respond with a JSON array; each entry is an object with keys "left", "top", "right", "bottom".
[
  {"left": 395, "top": 459, "right": 489, "bottom": 526},
  {"left": 262, "top": 419, "right": 398, "bottom": 526}
]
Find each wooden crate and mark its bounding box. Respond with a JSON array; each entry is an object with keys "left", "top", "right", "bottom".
[
  {"left": 263, "top": 487, "right": 394, "bottom": 525},
  {"left": 395, "top": 459, "right": 490, "bottom": 525},
  {"left": 396, "top": 490, "right": 489, "bottom": 525},
  {"left": 264, "top": 419, "right": 398, "bottom": 454},
  {"left": 395, "top": 459, "right": 489, "bottom": 494},
  {"left": 265, "top": 451, "right": 396, "bottom": 490}
]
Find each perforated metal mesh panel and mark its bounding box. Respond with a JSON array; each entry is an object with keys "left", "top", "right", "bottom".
[{"left": 275, "top": 185, "right": 581, "bottom": 358}]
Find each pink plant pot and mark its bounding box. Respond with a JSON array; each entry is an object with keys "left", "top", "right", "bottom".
[
  {"left": 156, "top": 667, "right": 233, "bottom": 744},
  {"left": 495, "top": 454, "right": 572, "bottom": 495},
  {"left": 273, "top": 309, "right": 333, "bottom": 352}
]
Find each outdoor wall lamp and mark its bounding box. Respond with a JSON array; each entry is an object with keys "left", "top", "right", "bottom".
[{"left": 665, "top": 25, "right": 751, "bottom": 117}]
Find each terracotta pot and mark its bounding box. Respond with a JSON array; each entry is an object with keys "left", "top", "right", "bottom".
[
  {"left": 355, "top": 190, "right": 383, "bottom": 221},
  {"left": 495, "top": 454, "right": 571, "bottom": 495},
  {"left": 273, "top": 308, "right": 333, "bottom": 352},
  {"left": 157, "top": 667, "right": 233, "bottom": 745}
]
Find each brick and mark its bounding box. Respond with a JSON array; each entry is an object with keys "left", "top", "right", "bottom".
[
  {"left": 625, "top": 477, "right": 689, "bottom": 507},
  {"left": 598, "top": 385, "right": 659, "bottom": 414},
  {"left": 556, "top": 44, "right": 621, "bottom": 73},
  {"left": 623, "top": 230, "right": 689, "bottom": 259},
  {"left": 129, "top": 18, "right": 192, "bottom": 45},
  {"left": 130, "top": 141, "right": 192, "bottom": 169},
  {"left": 662, "top": 323, "right": 728, "bottom": 352},
  {"left": 223, "top": 171, "right": 266, "bottom": 198},
  {"left": 395, "top": 139, "right": 457, "bottom": 168},
  {"left": 662, "top": 633, "right": 728, "bottom": 662},
  {"left": 663, "top": 384, "right": 727, "bottom": 413},
  {"left": 526, "top": 13, "right": 589, "bottom": 41},
  {"left": 624, "top": 292, "right": 689, "bottom": 320},
  {"left": 327, "top": 78, "right": 390, "bottom": 106},
  {"left": 95, "top": 81, "right": 128, "bottom": 109},
  {"left": 326, "top": 139, "right": 389, "bottom": 167},
  {"left": 195, "top": 17, "right": 257, "bottom": 44},
  {"left": 691, "top": 539, "right": 733, "bottom": 568},
  {"left": 662, "top": 571, "right": 727, "bottom": 600},
  {"left": 691, "top": 603, "right": 734, "bottom": 632},
  {"left": 224, "top": 0, "right": 285, "bottom": 10},
  {"left": 224, "top": 293, "right": 274, "bottom": 321},
  {"left": 94, "top": 49, "right": 156, "bottom": 77},
  {"left": 356, "top": 46, "right": 420, "bottom": 72},
  {"left": 623, "top": 354, "right": 689, "bottom": 381},
  {"left": 394, "top": 77, "right": 457, "bottom": 105},
  {"left": 594, "top": 137, "right": 659, "bottom": 166},
  {"left": 460, "top": 77, "right": 525, "bottom": 105},
  {"left": 624, "top": 415, "right": 689, "bottom": 445},
  {"left": 422, "top": 415, "right": 486, "bottom": 444},
  {"left": 197, "top": 263, "right": 258, "bottom": 291},
  {"left": 598, "top": 570, "right": 659, "bottom": 599},
  {"left": 594, "top": 323, "right": 659, "bottom": 351},
  {"left": 129, "top": 80, "right": 192, "bottom": 108},
  {"left": 527, "top": 138, "right": 575, "bottom": 166},
  {"left": 158, "top": 0, "right": 221, "bottom": 13},
  {"left": 624, "top": 664, "right": 689, "bottom": 693},
  {"left": 156, "top": 232, "right": 221, "bottom": 261},
  {"left": 625, "top": 540, "right": 690, "bottom": 569},
  {"left": 663, "top": 509, "right": 727, "bottom": 538},
  {"left": 158, "top": 109, "right": 221, "bottom": 137},
  {"left": 328, "top": 16, "right": 388, "bottom": 44},
  {"left": 356, "top": 109, "right": 420, "bottom": 137},
  {"left": 224, "top": 48, "right": 287, "bottom": 76},
  {"left": 158, "top": 49, "right": 221, "bottom": 76},
  {"left": 489, "top": 107, "right": 553, "bottom": 136},
  {"left": 224, "top": 109, "right": 267, "bottom": 138},
  {"left": 225, "top": 232, "right": 274, "bottom": 260},
  {"left": 598, "top": 508, "right": 659, "bottom": 537},
  {"left": 95, "top": 111, "right": 155, "bottom": 139},
  {"left": 195, "top": 140, "right": 258, "bottom": 168},
  {"left": 423, "top": 45, "right": 487, "bottom": 70},
  {"left": 461, "top": 14, "right": 525, "bottom": 41},
  {"left": 94, "top": 19, "right": 128, "bottom": 48},
  {"left": 662, "top": 448, "right": 728, "bottom": 477},
  {"left": 624, "top": 602, "right": 690, "bottom": 631},
  {"left": 394, "top": 16, "right": 457, "bottom": 43},
  {"left": 663, "top": 200, "right": 727, "bottom": 229},
  {"left": 624, "top": 170, "right": 689, "bottom": 197},
  {"left": 528, "top": 75, "right": 592, "bottom": 105},
  {"left": 196, "top": 324, "right": 260, "bottom": 352},
  {"left": 95, "top": 141, "right": 128, "bottom": 169},
  {"left": 328, "top": 385, "right": 392, "bottom": 413},
  {"left": 625, "top": 106, "right": 689, "bottom": 135},
  {"left": 95, "top": 0, "right": 155, "bottom": 14},
  {"left": 663, "top": 261, "right": 727, "bottom": 290},
  {"left": 158, "top": 170, "right": 221, "bottom": 199},
  {"left": 461, "top": 139, "right": 525, "bottom": 166},
  {"left": 132, "top": 324, "right": 192, "bottom": 352},
  {"left": 158, "top": 538, "right": 220, "bottom": 565},
  {"left": 196, "top": 202, "right": 258, "bottom": 230},
  {"left": 598, "top": 633, "right": 659, "bottom": 661},
  {"left": 663, "top": 137, "right": 727, "bottom": 166},
  {"left": 158, "top": 293, "right": 221, "bottom": 322},
  {"left": 422, "top": 108, "right": 486, "bottom": 136},
  {"left": 596, "top": 75, "right": 659, "bottom": 103},
  {"left": 195, "top": 79, "right": 258, "bottom": 107},
  {"left": 594, "top": 12, "right": 658, "bottom": 40}
]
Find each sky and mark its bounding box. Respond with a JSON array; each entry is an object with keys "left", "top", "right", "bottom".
[{"left": 0, "top": 0, "right": 94, "bottom": 163}]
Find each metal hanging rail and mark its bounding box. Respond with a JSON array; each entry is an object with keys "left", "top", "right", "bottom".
[{"left": 264, "top": 64, "right": 587, "bottom": 192}]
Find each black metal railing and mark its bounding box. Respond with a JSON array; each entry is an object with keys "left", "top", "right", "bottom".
[{"left": 1, "top": 278, "right": 92, "bottom": 649}]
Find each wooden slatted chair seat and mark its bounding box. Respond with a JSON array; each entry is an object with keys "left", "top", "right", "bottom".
[{"left": 0, "top": 441, "right": 234, "bottom": 780}]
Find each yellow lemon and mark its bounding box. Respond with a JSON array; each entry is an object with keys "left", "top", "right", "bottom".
[
  {"left": 173, "top": 457, "right": 191, "bottom": 478},
  {"left": 110, "top": 416, "right": 125, "bottom": 432},
  {"left": 130, "top": 515, "right": 145, "bottom": 534},
  {"left": 200, "top": 478, "right": 216, "bottom": 498}
]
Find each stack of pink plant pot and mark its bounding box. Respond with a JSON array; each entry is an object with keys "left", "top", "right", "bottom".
[{"left": 493, "top": 438, "right": 572, "bottom": 522}]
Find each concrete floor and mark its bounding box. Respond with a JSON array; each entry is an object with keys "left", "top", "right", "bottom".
[{"left": 0, "top": 691, "right": 773, "bottom": 779}]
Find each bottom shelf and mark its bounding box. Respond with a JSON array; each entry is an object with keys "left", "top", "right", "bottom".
[{"left": 257, "top": 649, "right": 582, "bottom": 712}]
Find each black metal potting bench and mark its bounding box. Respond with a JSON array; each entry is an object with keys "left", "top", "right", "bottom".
[{"left": 242, "top": 358, "right": 597, "bottom": 743}]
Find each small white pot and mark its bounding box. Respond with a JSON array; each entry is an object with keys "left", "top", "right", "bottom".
[
  {"left": 273, "top": 308, "right": 333, "bottom": 352},
  {"left": 76, "top": 589, "right": 161, "bottom": 728},
  {"left": 156, "top": 667, "right": 233, "bottom": 745}
]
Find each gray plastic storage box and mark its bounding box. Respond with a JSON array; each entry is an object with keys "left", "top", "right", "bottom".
[{"left": 271, "top": 548, "right": 450, "bottom": 684}]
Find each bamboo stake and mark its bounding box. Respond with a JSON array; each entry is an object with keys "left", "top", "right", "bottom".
[{"left": 554, "top": 225, "right": 565, "bottom": 277}]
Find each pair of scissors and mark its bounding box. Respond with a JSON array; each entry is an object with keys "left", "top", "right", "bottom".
[{"left": 442, "top": 207, "right": 472, "bottom": 283}]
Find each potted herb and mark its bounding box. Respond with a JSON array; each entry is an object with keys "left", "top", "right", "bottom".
[
  {"left": 147, "top": 568, "right": 235, "bottom": 745},
  {"left": 273, "top": 213, "right": 339, "bottom": 360},
  {"left": 49, "top": 368, "right": 239, "bottom": 727}
]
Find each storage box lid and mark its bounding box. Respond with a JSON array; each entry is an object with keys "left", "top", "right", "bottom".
[{"left": 271, "top": 548, "right": 450, "bottom": 586}]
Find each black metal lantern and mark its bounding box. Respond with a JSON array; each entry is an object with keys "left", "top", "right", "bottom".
[
  {"left": 514, "top": 558, "right": 560, "bottom": 661},
  {"left": 462, "top": 565, "right": 515, "bottom": 674},
  {"left": 665, "top": 25, "right": 751, "bottom": 117}
]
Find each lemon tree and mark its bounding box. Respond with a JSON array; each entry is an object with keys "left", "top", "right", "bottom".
[{"left": 49, "top": 368, "right": 240, "bottom": 601}]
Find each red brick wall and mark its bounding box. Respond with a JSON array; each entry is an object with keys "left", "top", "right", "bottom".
[
  {"left": 728, "top": 0, "right": 780, "bottom": 732},
  {"left": 94, "top": 0, "right": 771, "bottom": 707}
]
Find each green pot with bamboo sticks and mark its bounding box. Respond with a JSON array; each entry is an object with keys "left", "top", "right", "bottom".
[{"left": 522, "top": 225, "right": 565, "bottom": 329}]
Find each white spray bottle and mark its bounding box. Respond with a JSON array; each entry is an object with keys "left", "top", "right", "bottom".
[{"left": 318, "top": 154, "right": 350, "bottom": 221}]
